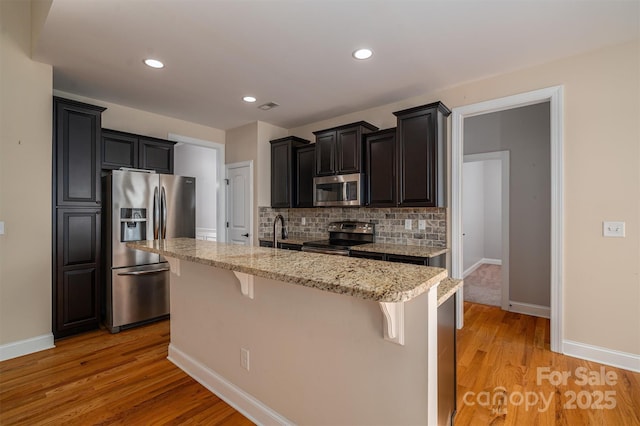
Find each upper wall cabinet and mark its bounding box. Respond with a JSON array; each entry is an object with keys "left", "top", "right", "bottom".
[
  {"left": 54, "top": 97, "right": 106, "bottom": 207},
  {"left": 101, "top": 129, "right": 175, "bottom": 174},
  {"left": 313, "top": 121, "right": 378, "bottom": 176},
  {"left": 270, "top": 136, "right": 311, "bottom": 208},
  {"left": 296, "top": 145, "right": 316, "bottom": 208},
  {"left": 364, "top": 128, "right": 397, "bottom": 207},
  {"left": 393, "top": 102, "right": 451, "bottom": 207}
]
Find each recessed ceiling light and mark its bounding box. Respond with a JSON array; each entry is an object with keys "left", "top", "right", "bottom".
[
  {"left": 352, "top": 48, "right": 373, "bottom": 60},
  {"left": 243, "top": 96, "right": 257, "bottom": 103},
  {"left": 144, "top": 58, "right": 164, "bottom": 69}
]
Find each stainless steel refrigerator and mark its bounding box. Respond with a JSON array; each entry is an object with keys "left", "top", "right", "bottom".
[{"left": 104, "top": 169, "right": 195, "bottom": 332}]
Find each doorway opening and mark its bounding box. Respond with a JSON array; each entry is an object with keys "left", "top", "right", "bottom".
[
  {"left": 451, "top": 86, "right": 564, "bottom": 353},
  {"left": 169, "top": 133, "right": 226, "bottom": 242},
  {"left": 462, "top": 151, "right": 509, "bottom": 310}
]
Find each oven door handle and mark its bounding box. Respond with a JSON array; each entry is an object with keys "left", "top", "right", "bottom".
[{"left": 301, "top": 246, "right": 350, "bottom": 256}]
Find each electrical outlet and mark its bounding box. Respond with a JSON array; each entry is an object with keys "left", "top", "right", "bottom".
[
  {"left": 418, "top": 220, "right": 426, "bottom": 230},
  {"left": 405, "top": 219, "right": 412, "bottom": 230},
  {"left": 302, "top": 217, "right": 306, "bottom": 225},
  {"left": 603, "top": 221, "right": 625, "bottom": 237},
  {"left": 0, "top": 221, "right": 4, "bottom": 235},
  {"left": 241, "top": 348, "right": 250, "bottom": 371}
]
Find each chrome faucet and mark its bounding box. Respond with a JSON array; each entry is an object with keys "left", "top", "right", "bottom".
[{"left": 272, "top": 214, "right": 288, "bottom": 247}]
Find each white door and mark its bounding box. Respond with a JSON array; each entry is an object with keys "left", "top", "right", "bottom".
[{"left": 225, "top": 161, "right": 253, "bottom": 246}]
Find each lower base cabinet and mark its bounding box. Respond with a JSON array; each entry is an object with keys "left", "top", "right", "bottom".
[
  {"left": 438, "top": 293, "right": 457, "bottom": 426},
  {"left": 54, "top": 208, "right": 101, "bottom": 338},
  {"left": 350, "top": 250, "right": 445, "bottom": 267}
]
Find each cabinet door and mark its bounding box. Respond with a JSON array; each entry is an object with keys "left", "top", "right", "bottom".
[
  {"left": 365, "top": 129, "right": 396, "bottom": 207},
  {"left": 336, "top": 127, "right": 361, "bottom": 173},
  {"left": 271, "top": 141, "right": 292, "bottom": 208},
  {"left": 315, "top": 131, "right": 336, "bottom": 176},
  {"left": 54, "top": 98, "right": 104, "bottom": 207},
  {"left": 54, "top": 208, "right": 101, "bottom": 338},
  {"left": 139, "top": 137, "right": 174, "bottom": 174},
  {"left": 102, "top": 129, "right": 138, "bottom": 170},
  {"left": 386, "top": 253, "right": 429, "bottom": 266},
  {"left": 395, "top": 103, "right": 449, "bottom": 207},
  {"left": 296, "top": 146, "right": 315, "bottom": 207},
  {"left": 349, "top": 250, "right": 385, "bottom": 261}
]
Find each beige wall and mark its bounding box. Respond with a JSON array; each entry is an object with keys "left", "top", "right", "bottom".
[
  {"left": 0, "top": 0, "right": 54, "bottom": 345},
  {"left": 226, "top": 121, "right": 287, "bottom": 245},
  {"left": 290, "top": 40, "right": 640, "bottom": 356},
  {"left": 53, "top": 91, "right": 225, "bottom": 145}
]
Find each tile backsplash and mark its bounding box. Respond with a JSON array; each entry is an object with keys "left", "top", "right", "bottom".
[{"left": 259, "top": 206, "right": 446, "bottom": 247}]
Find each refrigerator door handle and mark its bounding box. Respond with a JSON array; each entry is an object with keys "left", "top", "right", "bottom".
[
  {"left": 117, "top": 268, "right": 170, "bottom": 276},
  {"left": 161, "top": 186, "right": 167, "bottom": 239},
  {"left": 153, "top": 186, "right": 160, "bottom": 239}
]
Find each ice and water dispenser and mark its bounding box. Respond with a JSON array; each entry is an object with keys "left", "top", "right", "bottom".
[{"left": 120, "top": 208, "right": 147, "bottom": 242}]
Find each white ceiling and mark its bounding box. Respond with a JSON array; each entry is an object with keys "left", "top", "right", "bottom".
[{"left": 34, "top": 0, "right": 639, "bottom": 131}]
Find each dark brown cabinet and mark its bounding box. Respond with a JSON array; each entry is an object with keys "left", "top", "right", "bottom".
[
  {"left": 55, "top": 209, "right": 101, "bottom": 337},
  {"left": 53, "top": 97, "right": 106, "bottom": 339},
  {"left": 313, "top": 121, "right": 378, "bottom": 176},
  {"left": 393, "top": 102, "right": 450, "bottom": 207},
  {"left": 55, "top": 97, "right": 105, "bottom": 207},
  {"left": 101, "top": 129, "right": 175, "bottom": 174},
  {"left": 270, "top": 136, "right": 310, "bottom": 208},
  {"left": 139, "top": 137, "right": 174, "bottom": 174},
  {"left": 296, "top": 145, "right": 315, "bottom": 208},
  {"left": 349, "top": 250, "right": 445, "bottom": 267},
  {"left": 364, "top": 128, "right": 397, "bottom": 207},
  {"left": 438, "top": 293, "right": 457, "bottom": 426}
]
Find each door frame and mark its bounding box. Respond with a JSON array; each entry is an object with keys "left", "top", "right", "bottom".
[
  {"left": 225, "top": 161, "right": 254, "bottom": 245},
  {"left": 463, "top": 151, "right": 510, "bottom": 311},
  {"left": 168, "top": 133, "right": 226, "bottom": 242},
  {"left": 451, "top": 85, "right": 564, "bottom": 353}
]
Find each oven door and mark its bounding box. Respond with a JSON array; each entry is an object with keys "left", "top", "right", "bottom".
[{"left": 313, "top": 173, "right": 362, "bottom": 207}]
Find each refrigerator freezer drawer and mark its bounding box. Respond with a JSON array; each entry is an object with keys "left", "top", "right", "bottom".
[{"left": 109, "top": 264, "right": 169, "bottom": 332}]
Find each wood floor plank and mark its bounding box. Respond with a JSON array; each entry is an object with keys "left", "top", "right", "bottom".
[{"left": 1, "top": 304, "right": 638, "bottom": 425}]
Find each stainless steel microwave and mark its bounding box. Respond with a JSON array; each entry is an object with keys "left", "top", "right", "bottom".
[{"left": 313, "top": 173, "right": 363, "bottom": 207}]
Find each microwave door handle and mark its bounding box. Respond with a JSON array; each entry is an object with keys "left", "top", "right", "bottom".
[
  {"left": 161, "top": 186, "right": 167, "bottom": 239},
  {"left": 153, "top": 186, "right": 160, "bottom": 239}
]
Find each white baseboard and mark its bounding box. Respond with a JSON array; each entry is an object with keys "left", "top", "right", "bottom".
[
  {"left": 168, "top": 344, "right": 294, "bottom": 425},
  {"left": 463, "top": 258, "right": 503, "bottom": 277},
  {"left": 0, "top": 333, "right": 55, "bottom": 362},
  {"left": 508, "top": 301, "right": 550, "bottom": 319},
  {"left": 563, "top": 340, "right": 640, "bottom": 373}
]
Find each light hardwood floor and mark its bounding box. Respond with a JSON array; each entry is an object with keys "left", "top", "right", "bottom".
[{"left": 1, "top": 304, "right": 638, "bottom": 425}]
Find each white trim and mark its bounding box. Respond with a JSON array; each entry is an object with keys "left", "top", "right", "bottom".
[
  {"left": 168, "top": 133, "right": 227, "bottom": 242},
  {"left": 563, "top": 340, "right": 640, "bottom": 373},
  {"left": 482, "top": 258, "right": 502, "bottom": 266},
  {"left": 508, "top": 301, "right": 550, "bottom": 319},
  {"left": 463, "top": 150, "right": 510, "bottom": 311},
  {"left": 0, "top": 333, "right": 55, "bottom": 361},
  {"left": 451, "top": 85, "right": 564, "bottom": 352},
  {"left": 225, "top": 161, "right": 254, "bottom": 246},
  {"left": 168, "top": 344, "right": 295, "bottom": 425}
]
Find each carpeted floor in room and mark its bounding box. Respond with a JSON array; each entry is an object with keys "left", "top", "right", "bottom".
[{"left": 463, "top": 263, "right": 502, "bottom": 306}]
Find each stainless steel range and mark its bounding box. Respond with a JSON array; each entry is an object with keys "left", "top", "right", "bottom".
[{"left": 302, "top": 221, "right": 375, "bottom": 256}]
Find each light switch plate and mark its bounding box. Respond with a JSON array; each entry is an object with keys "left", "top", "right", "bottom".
[
  {"left": 418, "top": 220, "right": 426, "bottom": 230},
  {"left": 302, "top": 217, "right": 306, "bottom": 225},
  {"left": 603, "top": 221, "right": 625, "bottom": 237},
  {"left": 0, "top": 221, "right": 4, "bottom": 235},
  {"left": 405, "top": 219, "right": 412, "bottom": 230}
]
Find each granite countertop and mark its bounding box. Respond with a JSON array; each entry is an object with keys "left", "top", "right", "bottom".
[
  {"left": 353, "top": 243, "right": 449, "bottom": 258},
  {"left": 437, "top": 277, "right": 463, "bottom": 307},
  {"left": 128, "top": 238, "right": 447, "bottom": 303},
  {"left": 259, "top": 237, "right": 449, "bottom": 259}
]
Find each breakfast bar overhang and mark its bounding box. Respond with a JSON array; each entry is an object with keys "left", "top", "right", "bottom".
[{"left": 128, "top": 238, "right": 454, "bottom": 425}]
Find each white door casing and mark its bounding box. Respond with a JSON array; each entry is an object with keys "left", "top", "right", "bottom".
[
  {"left": 225, "top": 161, "right": 253, "bottom": 246},
  {"left": 451, "top": 85, "right": 564, "bottom": 353}
]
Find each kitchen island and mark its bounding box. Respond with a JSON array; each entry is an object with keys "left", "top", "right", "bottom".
[{"left": 128, "top": 238, "right": 456, "bottom": 425}]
